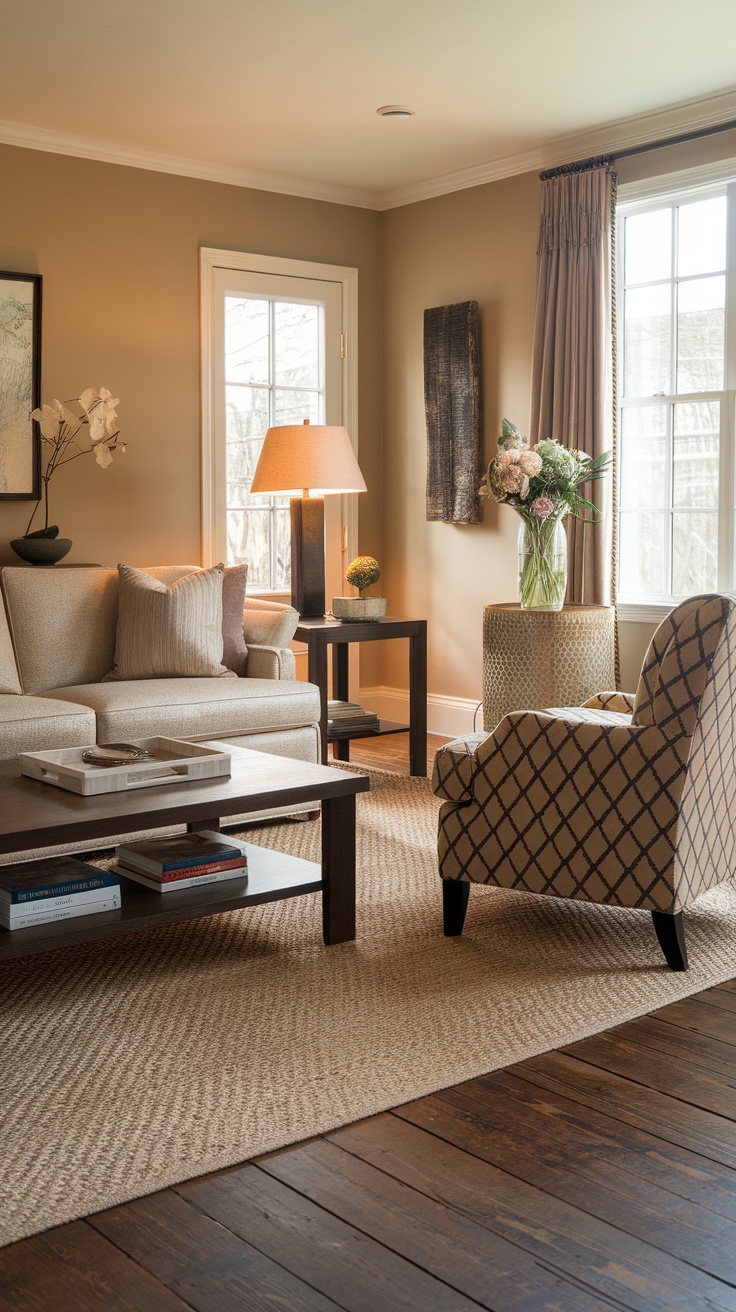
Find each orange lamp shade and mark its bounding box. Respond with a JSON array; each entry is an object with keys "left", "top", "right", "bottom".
[{"left": 250, "top": 423, "right": 367, "bottom": 497}]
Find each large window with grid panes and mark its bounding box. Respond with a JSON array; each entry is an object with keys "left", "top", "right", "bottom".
[{"left": 617, "top": 175, "right": 736, "bottom": 617}]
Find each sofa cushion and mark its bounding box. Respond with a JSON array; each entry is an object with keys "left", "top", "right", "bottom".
[
  {"left": 0, "top": 694, "right": 96, "bottom": 760},
  {"left": 1, "top": 566, "right": 120, "bottom": 693},
  {"left": 40, "top": 678, "right": 320, "bottom": 743},
  {"left": 105, "top": 564, "right": 235, "bottom": 681},
  {"left": 222, "top": 564, "right": 248, "bottom": 677},
  {"left": 0, "top": 595, "right": 21, "bottom": 695},
  {"left": 145, "top": 565, "right": 249, "bottom": 674}
]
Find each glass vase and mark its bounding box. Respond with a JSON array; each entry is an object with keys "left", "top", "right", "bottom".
[{"left": 517, "top": 514, "right": 567, "bottom": 610}]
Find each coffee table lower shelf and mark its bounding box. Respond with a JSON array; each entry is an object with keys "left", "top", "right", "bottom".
[{"left": 0, "top": 843, "right": 321, "bottom": 962}]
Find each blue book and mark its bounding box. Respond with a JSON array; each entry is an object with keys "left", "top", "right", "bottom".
[
  {"left": 0, "top": 856, "right": 119, "bottom": 905},
  {"left": 116, "top": 832, "right": 247, "bottom": 874}
]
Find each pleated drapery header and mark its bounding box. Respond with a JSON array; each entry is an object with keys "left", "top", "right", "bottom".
[{"left": 537, "top": 163, "right": 616, "bottom": 253}]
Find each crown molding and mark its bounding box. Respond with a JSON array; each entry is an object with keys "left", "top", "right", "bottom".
[
  {"left": 4, "top": 84, "right": 736, "bottom": 215},
  {"left": 618, "top": 154, "right": 736, "bottom": 203},
  {"left": 0, "top": 119, "right": 379, "bottom": 211},
  {"left": 377, "top": 86, "right": 736, "bottom": 210}
]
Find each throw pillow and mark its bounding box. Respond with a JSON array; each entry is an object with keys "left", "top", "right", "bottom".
[
  {"left": 221, "top": 564, "right": 249, "bottom": 677},
  {"left": 104, "top": 563, "right": 235, "bottom": 680}
]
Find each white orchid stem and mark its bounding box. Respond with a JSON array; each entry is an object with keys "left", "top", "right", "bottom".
[{"left": 24, "top": 394, "right": 121, "bottom": 535}]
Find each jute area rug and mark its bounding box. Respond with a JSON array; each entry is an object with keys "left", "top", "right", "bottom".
[{"left": 3, "top": 764, "right": 736, "bottom": 1247}]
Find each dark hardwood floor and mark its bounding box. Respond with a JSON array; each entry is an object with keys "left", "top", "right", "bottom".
[{"left": 3, "top": 732, "right": 736, "bottom": 1311}]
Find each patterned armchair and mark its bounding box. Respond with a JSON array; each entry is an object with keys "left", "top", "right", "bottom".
[{"left": 432, "top": 594, "right": 736, "bottom": 970}]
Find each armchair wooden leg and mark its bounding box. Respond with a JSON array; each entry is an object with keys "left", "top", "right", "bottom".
[
  {"left": 652, "top": 910, "right": 688, "bottom": 971},
  {"left": 443, "top": 880, "right": 470, "bottom": 937}
]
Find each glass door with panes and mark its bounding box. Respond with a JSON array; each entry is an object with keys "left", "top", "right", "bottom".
[{"left": 212, "top": 269, "right": 345, "bottom": 604}]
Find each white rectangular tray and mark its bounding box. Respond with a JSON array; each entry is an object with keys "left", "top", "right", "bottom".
[{"left": 19, "top": 738, "right": 231, "bottom": 795}]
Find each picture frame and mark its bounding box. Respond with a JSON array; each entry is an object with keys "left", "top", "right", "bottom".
[{"left": 0, "top": 271, "right": 42, "bottom": 500}]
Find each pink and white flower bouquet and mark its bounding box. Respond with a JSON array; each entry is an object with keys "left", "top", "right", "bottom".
[{"left": 479, "top": 419, "right": 610, "bottom": 609}]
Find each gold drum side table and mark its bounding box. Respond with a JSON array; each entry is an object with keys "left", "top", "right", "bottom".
[{"left": 483, "top": 603, "right": 616, "bottom": 732}]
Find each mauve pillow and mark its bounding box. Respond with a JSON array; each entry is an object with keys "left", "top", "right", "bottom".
[{"left": 221, "top": 564, "right": 248, "bottom": 678}]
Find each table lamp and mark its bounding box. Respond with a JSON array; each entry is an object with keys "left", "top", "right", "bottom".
[{"left": 250, "top": 419, "right": 367, "bottom": 617}]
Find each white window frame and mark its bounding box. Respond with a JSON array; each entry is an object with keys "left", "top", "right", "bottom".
[
  {"left": 199, "top": 247, "right": 359, "bottom": 598},
  {"left": 617, "top": 160, "right": 736, "bottom": 623}
]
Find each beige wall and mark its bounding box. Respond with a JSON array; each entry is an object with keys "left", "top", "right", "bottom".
[
  {"left": 380, "top": 172, "right": 540, "bottom": 710},
  {"left": 0, "top": 144, "right": 382, "bottom": 574},
  {"left": 379, "top": 129, "right": 736, "bottom": 720}
]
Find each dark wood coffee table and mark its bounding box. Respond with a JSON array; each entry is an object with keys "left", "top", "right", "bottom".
[{"left": 0, "top": 744, "right": 369, "bottom": 961}]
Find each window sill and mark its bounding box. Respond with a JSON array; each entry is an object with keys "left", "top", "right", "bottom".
[
  {"left": 248, "top": 590, "right": 290, "bottom": 604},
  {"left": 617, "top": 601, "right": 674, "bottom": 624}
]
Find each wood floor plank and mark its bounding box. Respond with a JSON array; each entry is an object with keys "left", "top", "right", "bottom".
[
  {"left": 177, "top": 1163, "right": 488, "bottom": 1312},
  {"left": 560, "top": 1029, "right": 736, "bottom": 1117},
  {"left": 329, "top": 1111, "right": 736, "bottom": 1312},
  {"left": 0, "top": 1219, "right": 190, "bottom": 1312},
  {"left": 475, "top": 1068, "right": 736, "bottom": 1222},
  {"left": 394, "top": 1076, "right": 736, "bottom": 1284},
  {"left": 257, "top": 1136, "right": 612, "bottom": 1312},
  {"left": 90, "top": 1189, "right": 343, "bottom": 1312},
  {"left": 597, "top": 1014, "right": 736, "bottom": 1084},
  {"left": 695, "top": 987, "right": 736, "bottom": 1016},
  {"left": 652, "top": 997, "right": 736, "bottom": 1048},
  {"left": 346, "top": 732, "right": 448, "bottom": 775},
  {"left": 517, "top": 1051, "right": 736, "bottom": 1169}
]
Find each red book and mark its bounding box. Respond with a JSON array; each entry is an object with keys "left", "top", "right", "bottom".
[{"left": 119, "top": 854, "right": 247, "bottom": 882}]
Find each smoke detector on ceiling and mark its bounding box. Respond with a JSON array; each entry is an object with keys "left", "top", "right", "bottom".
[{"left": 376, "top": 105, "right": 415, "bottom": 118}]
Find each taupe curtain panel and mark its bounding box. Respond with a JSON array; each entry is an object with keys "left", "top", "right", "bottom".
[{"left": 530, "top": 161, "right": 618, "bottom": 606}]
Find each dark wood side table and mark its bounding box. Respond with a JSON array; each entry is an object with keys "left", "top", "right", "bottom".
[{"left": 294, "top": 616, "right": 428, "bottom": 777}]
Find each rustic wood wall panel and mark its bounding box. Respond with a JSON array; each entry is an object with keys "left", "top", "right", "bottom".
[{"left": 424, "top": 300, "right": 482, "bottom": 524}]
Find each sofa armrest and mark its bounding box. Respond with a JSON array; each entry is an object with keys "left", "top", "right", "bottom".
[
  {"left": 246, "top": 644, "right": 296, "bottom": 681},
  {"left": 243, "top": 597, "right": 299, "bottom": 648}
]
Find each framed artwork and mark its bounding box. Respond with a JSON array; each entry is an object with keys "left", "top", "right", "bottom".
[{"left": 0, "top": 271, "right": 42, "bottom": 499}]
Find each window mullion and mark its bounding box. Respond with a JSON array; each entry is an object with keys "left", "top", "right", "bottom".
[
  {"left": 721, "top": 184, "right": 736, "bottom": 591},
  {"left": 666, "top": 403, "right": 674, "bottom": 597},
  {"left": 716, "top": 393, "right": 733, "bottom": 591},
  {"left": 268, "top": 298, "right": 276, "bottom": 592},
  {"left": 668, "top": 207, "right": 677, "bottom": 598}
]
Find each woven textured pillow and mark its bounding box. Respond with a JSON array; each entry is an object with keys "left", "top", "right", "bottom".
[
  {"left": 104, "top": 563, "right": 235, "bottom": 681},
  {"left": 221, "top": 564, "right": 248, "bottom": 677}
]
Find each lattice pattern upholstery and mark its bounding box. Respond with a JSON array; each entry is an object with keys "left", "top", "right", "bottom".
[
  {"left": 433, "top": 595, "right": 736, "bottom": 914},
  {"left": 582, "top": 690, "right": 635, "bottom": 715},
  {"left": 431, "top": 732, "right": 487, "bottom": 804}
]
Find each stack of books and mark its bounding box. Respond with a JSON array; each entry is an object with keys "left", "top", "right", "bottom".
[
  {"left": 327, "top": 700, "right": 380, "bottom": 738},
  {"left": 0, "top": 857, "right": 121, "bottom": 931},
  {"left": 114, "top": 830, "right": 248, "bottom": 892}
]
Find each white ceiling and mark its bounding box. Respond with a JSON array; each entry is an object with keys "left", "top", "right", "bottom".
[{"left": 4, "top": 0, "right": 736, "bottom": 208}]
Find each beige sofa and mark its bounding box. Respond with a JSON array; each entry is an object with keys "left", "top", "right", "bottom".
[{"left": 0, "top": 566, "right": 321, "bottom": 764}]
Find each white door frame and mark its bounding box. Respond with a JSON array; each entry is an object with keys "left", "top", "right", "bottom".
[{"left": 199, "top": 247, "right": 359, "bottom": 584}]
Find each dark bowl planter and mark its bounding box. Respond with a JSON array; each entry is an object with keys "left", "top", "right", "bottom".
[{"left": 10, "top": 537, "right": 72, "bottom": 565}]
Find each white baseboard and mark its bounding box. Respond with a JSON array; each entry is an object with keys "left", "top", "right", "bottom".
[{"left": 359, "top": 685, "right": 482, "bottom": 740}]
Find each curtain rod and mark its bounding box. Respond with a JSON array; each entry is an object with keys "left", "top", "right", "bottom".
[{"left": 539, "top": 116, "right": 736, "bottom": 180}]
